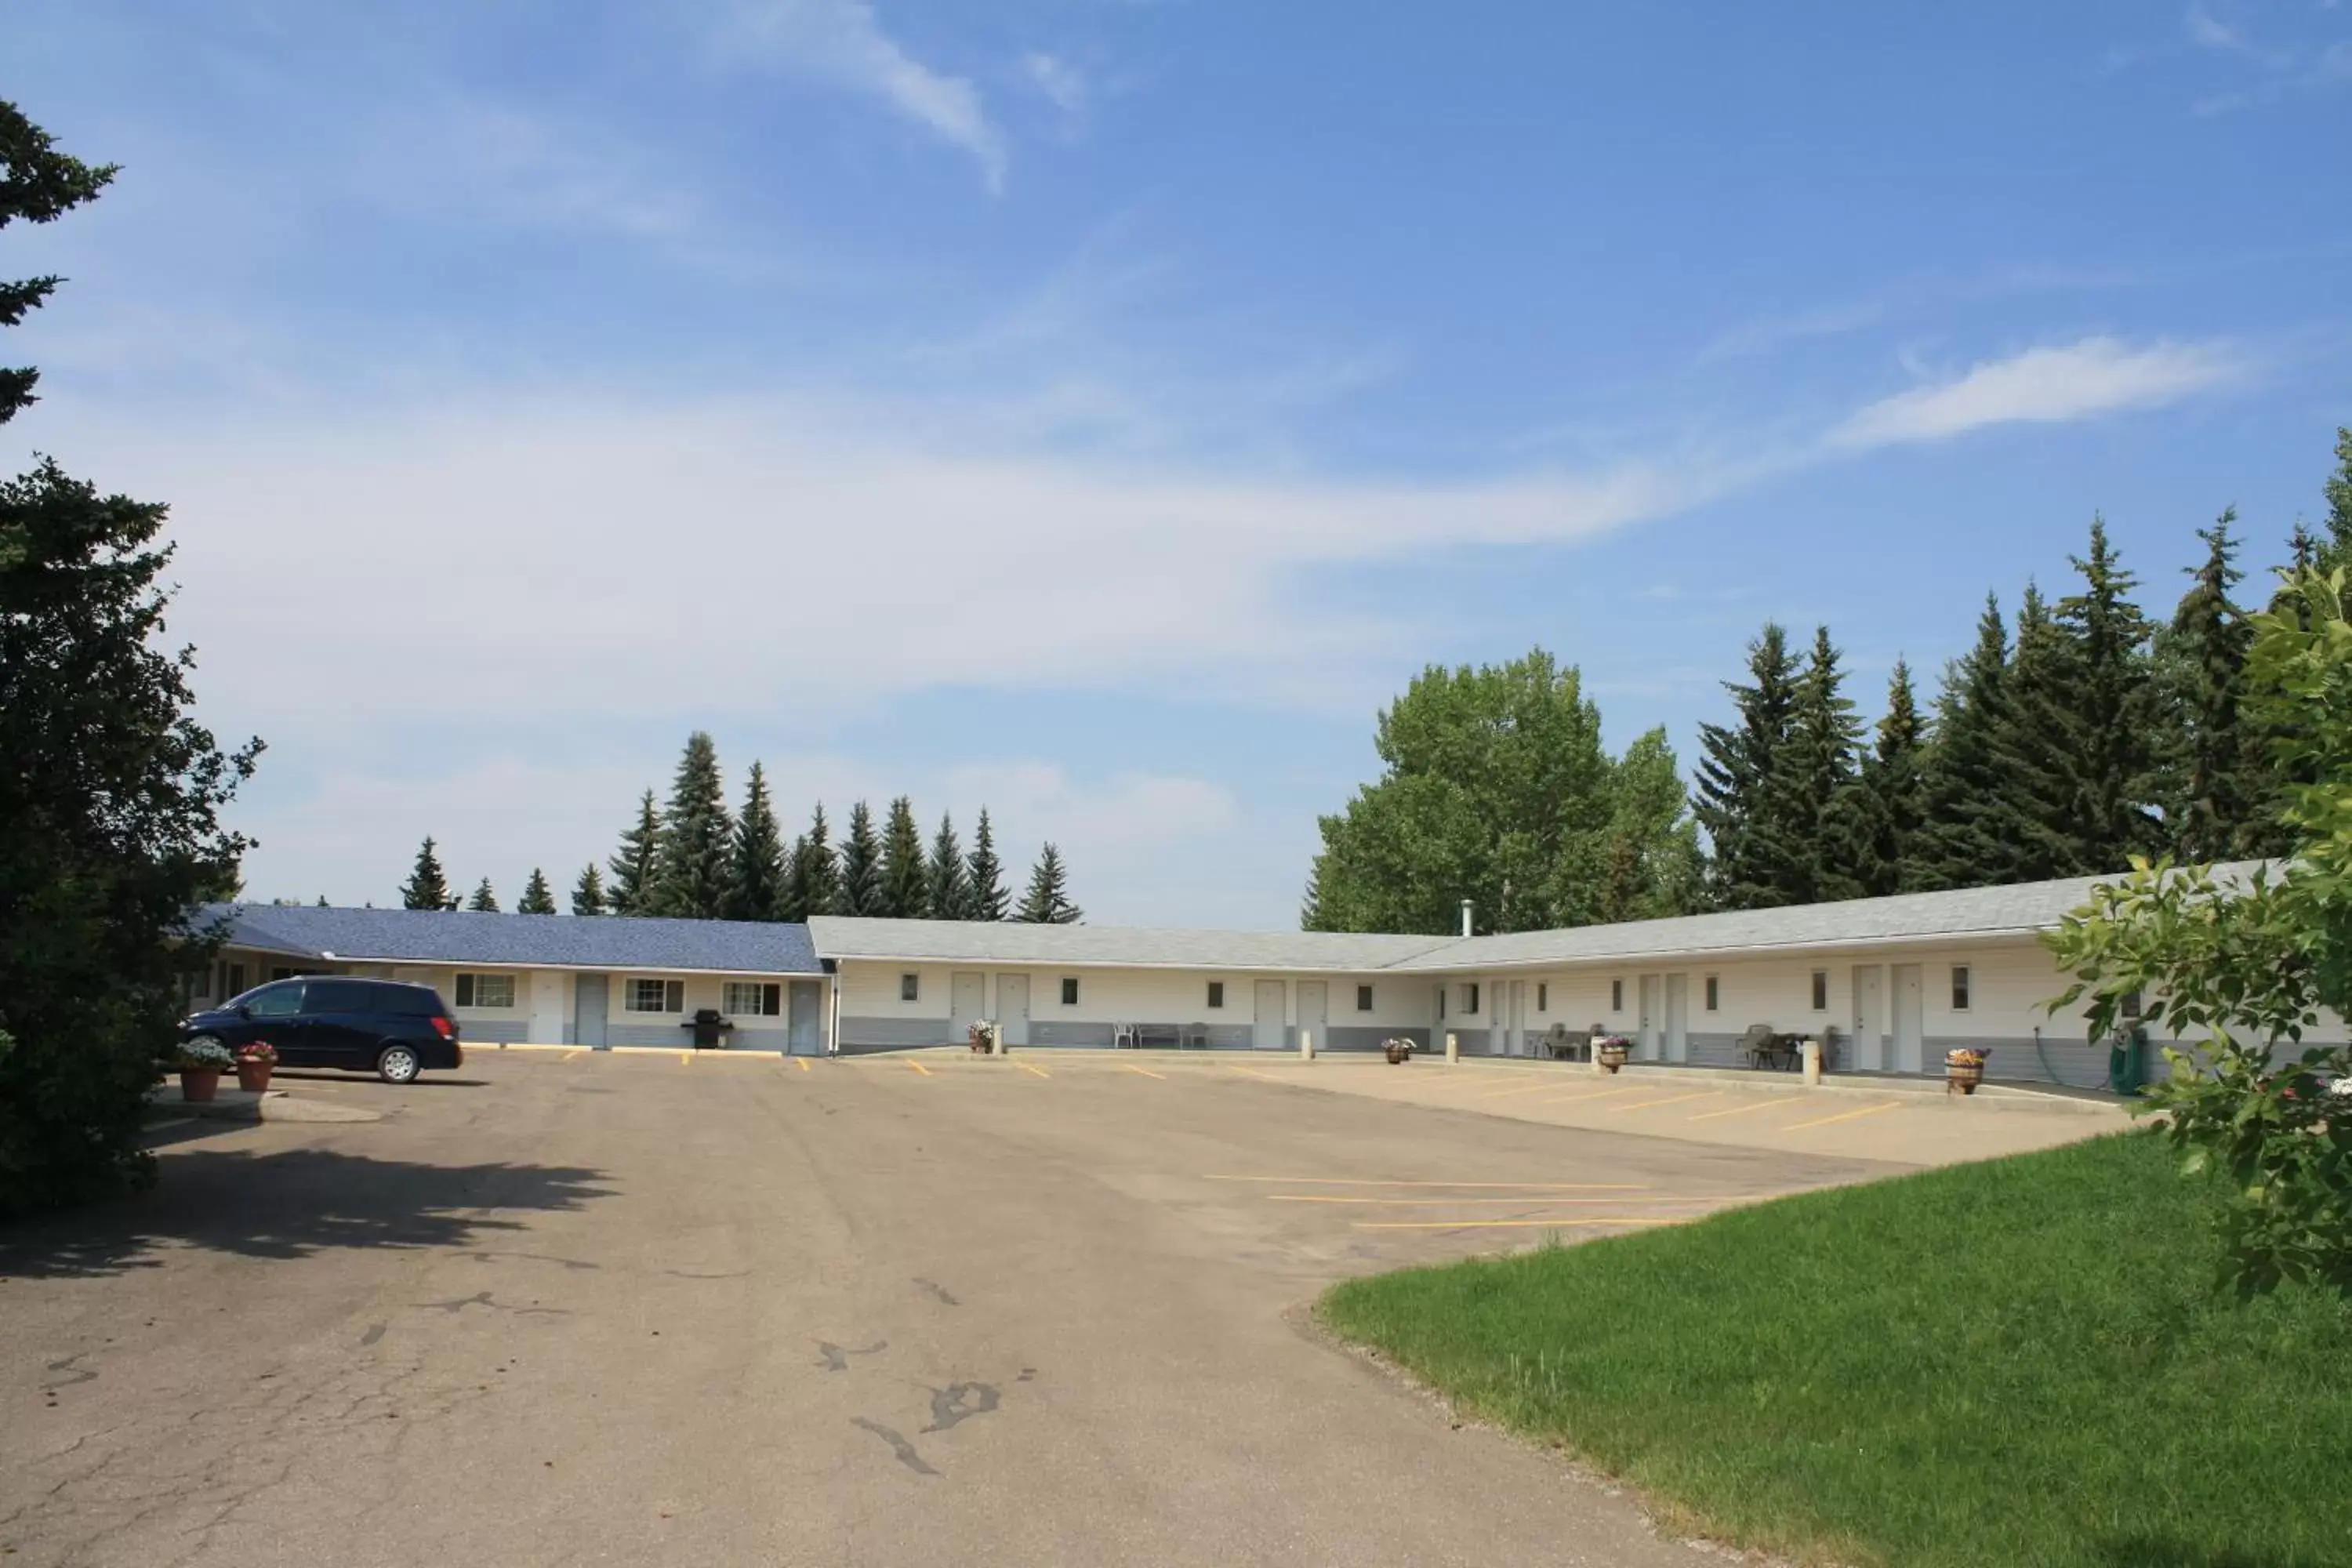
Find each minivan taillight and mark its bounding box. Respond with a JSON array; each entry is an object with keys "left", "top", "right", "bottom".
[{"left": 430, "top": 1015, "right": 455, "bottom": 1039}]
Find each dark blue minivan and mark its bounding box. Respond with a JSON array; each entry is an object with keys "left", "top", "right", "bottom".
[{"left": 182, "top": 976, "right": 463, "bottom": 1083}]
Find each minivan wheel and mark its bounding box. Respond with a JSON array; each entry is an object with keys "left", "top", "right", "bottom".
[{"left": 376, "top": 1044, "right": 422, "bottom": 1084}]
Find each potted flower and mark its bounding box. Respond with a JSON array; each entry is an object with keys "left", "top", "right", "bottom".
[
  {"left": 234, "top": 1040, "right": 278, "bottom": 1093},
  {"left": 1945, "top": 1047, "right": 1987, "bottom": 1096},
  {"left": 1594, "top": 1033, "right": 1630, "bottom": 1073},
  {"left": 174, "top": 1037, "right": 234, "bottom": 1102},
  {"left": 1382, "top": 1036, "right": 1415, "bottom": 1065},
  {"left": 967, "top": 1019, "right": 1000, "bottom": 1055}
]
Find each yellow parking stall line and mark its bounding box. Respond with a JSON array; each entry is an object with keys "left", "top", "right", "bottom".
[
  {"left": 1126, "top": 1064, "right": 1167, "bottom": 1080},
  {"left": 1352, "top": 1217, "right": 1682, "bottom": 1231},
  {"left": 796, "top": 1057, "right": 811, "bottom": 1072},
  {"left": 1018, "top": 1061, "right": 1051, "bottom": 1079},
  {"left": 1687, "top": 1094, "right": 1806, "bottom": 1122},
  {"left": 1221, "top": 1064, "right": 1285, "bottom": 1083},
  {"left": 908, "top": 1059, "right": 933, "bottom": 1076},
  {"left": 679, "top": 1051, "right": 692, "bottom": 1065},
  {"left": 1206, "top": 1175, "right": 1650, "bottom": 1191},
  {"left": 1780, "top": 1099, "right": 1902, "bottom": 1132},
  {"left": 497, "top": 1042, "right": 573, "bottom": 1052},
  {"left": 1535, "top": 1083, "right": 1650, "bottom": 1105},
  {"left": 561, "top": 1049, "right": 586, "bottom": 1062},
  {"left": 1608, "top": 1090, "right": 1718, "bottom": 1114}
]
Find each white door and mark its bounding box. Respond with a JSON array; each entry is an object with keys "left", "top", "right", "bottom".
[
  {"left": 1296, "top": 982, "right": 1327, "bottom": 1054},
  {"left": 1253, "top": 980, "right": 1287, "bottom": 1051},
  {"left": 1508, "top": 980, "right": 1527, "bottom": 1056},
  {"left": 1891, "top": 964, "right": 1924, "bottom": 1074},
  {"left": 995, "top": 974, "right": 1030, "bottom": 1047},
  {"left": 1664, "top": 973, "right": 1689, "bottom": 1063},
  {"left": 1637, "top": 975, "right": 1661, "bottom": 1061},
  {"left": 1852, "top": 964, "right": 1886, "bottom": 1073},
  {"left": 949, "top": 972, "right": 985, "bottom": 1038},
  {"left": 528, "top": 970, "right": 564, "bottom": 1045}
]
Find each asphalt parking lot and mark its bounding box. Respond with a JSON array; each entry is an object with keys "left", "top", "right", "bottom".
[{"left": 5, "top": 1048, "right": 1955, "bottom": 1566}]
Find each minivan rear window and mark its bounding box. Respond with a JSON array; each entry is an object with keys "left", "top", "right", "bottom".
[{"left": 376, "top": 984, "right": 447, "bottom": 1016}]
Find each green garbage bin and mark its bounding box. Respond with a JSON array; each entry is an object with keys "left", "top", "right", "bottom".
[{"left": 2107, "top": 1025, "right": 2149, "bottom": 1096}]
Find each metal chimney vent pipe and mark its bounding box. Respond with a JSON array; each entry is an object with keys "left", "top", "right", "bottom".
[{"left": 1460, "top": 899, "right": 1473, "bottom": 938}]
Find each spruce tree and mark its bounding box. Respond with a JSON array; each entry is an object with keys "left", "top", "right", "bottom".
[
  {"left": 1693, "top": 622, "right": 1798, "bottom": 909},
  {"left": 925, "top": 812, "right": 971, "bottom": 920},
  {"left": 1833, "top": 659, "right": 1927, "bottom": 898},
  {"left": 783, "top": 803, "right": 841, "bottom": 920},
  {"left": 725, "top": 760, "right": 787, "bottom": 921},
  {"left": 2321, "top": 425, "right": 2352, "bottom": 572},
  {"left": 837, "top": 801, "right": 884, "bottom": 916},
  {"left": 466, "top": 877, "right": 499, "bottom": 913},
  {"left": 1907, "top": 595, "right": 2013, "bottom": 891},
  {"left": 652, "top": 731, "right": 731, "bottom": 919},
  {"left": 965, "top": 808, "right": 1010, "bottom": 920},
  {"left": 1016, "top": 843, "right": 1082, "bottom": 924},
  {"left": 571, "top": 862, "right": 607, "bottom": 916},
  {"left": 607, "top": 790, "right": 662, "bottom": 916},
  {"left": 1983, "top": 583, "right": 2085, "bottom": 881},
  {"left": 2165, "top": 510, "right": 2265, "bottom": 861},
  {"left": 517, "top": 868, "right": 557, "bottom": 914},
  {"left": 2052, "top": 517, "right": 2161, "bottom": 871},
  {"left": 401, "top": 835, "right": 450, "bottom": 910},
  {"left": 878, "top": 796, "right": 927, "bottom": 918},
  {"left": 1757, "top": 626, "right": 1860, "bottom": 905}
]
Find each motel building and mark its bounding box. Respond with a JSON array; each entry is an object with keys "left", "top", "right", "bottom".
[{"left": 194, "top": 864, "right": 2341, "bottom": 1090}]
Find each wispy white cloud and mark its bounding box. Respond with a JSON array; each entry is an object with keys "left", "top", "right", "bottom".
[
  {"left": 1697, "top": 299, "right": 1888, "bottom": 363},
  {"left": 2185, "top": 1, "right": 2251, "bottom": 53},
  {"left": 720, "top": 0, "right": 1007, "bottom": 191},
  {"left": 1826, "top": 336, "right": 2244, "bottom": 449},
  {"left": 1022, "top": 51, "right": 1090, "bottom": 118}
]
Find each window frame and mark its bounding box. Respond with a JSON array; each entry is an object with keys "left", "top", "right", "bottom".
[
  {"left": 899, "top": 972, "right": 920, "bottom": 1003},
  {"left": 1060, "top": 976, "right": 1080, "bottom": 1007},
  {"left": 1356, "top": 984, "right": 1374, "bottom": 1013},
  {"left": 724, "top": 981, "right": 782, "bottom": 1017},
  {"left": 1465, "top": 982, "right": 1481, "bottom": 1015},
  {"left": 626, "top": 977, "right": 685, "bottom": 1014},
  {"left": 1610, "top": 978, "right": 1623, "bottom": 1012},
  {"left": 1704, "top": 975, "right": 1720, "bottom": 1012},
  {"left": 1537, "top": 982, "right": 1548, "bottom": 1013},
  {"left": 1207, "top": 981, "right": 1225, "bottom": 1009},
  {"left": 455, "top": 971, "right": 517, "bottom": 1010},
  {"left": 1810, "top": 969, "right": 1829, "bottom": 1012},
  {"left": 1951, "top": 965, "right": 1973, "bottom": 1013}
]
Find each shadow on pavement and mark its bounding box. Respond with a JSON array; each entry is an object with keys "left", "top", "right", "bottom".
[
  {"left": 269, "top": 1070, "right": 489, "bottom": 1088},
  {"left": 0, "top": 1147, "right": 612, "bottom": 1280}
]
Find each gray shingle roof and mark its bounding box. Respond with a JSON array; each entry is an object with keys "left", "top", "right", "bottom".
[
  {"left": 806, "top": 916, "right": 1450, "bottom": 972},
  {"left": 204, "top": 905, "right": 823, "bottom": 975},
  {"left": 811, "top": 864, "right": 2271, "bottom": 975}
]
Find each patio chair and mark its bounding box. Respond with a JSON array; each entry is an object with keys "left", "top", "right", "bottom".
[{"left": 1739, "top": 1022, "right": 1779, "bottom": 1069}]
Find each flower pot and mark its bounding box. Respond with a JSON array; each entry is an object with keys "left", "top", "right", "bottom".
[
  {"left": 235, "top": 1061, "right": 273, "bottom": 1094},
  {"left": 179, "top": 1067, "right": 222, "bottom": 1103},
  {"left": 1596, "top": 1044, "right": 1628, "bottom": 1074},
  {"left": 1945, "top": 1052, "right": 1984, "bottom": 1096},
  {"left": 1385, "top": 1041, "right": 1406, "bottom": 1065}
]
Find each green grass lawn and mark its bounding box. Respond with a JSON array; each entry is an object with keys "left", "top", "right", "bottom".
[{"left": 1319, "top": 1132, "right": 2352, "bottom": 1568}]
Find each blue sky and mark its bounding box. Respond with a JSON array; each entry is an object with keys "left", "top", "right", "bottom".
[{"left": 10, "top": 0, "right": 2350, "bottom": 926}]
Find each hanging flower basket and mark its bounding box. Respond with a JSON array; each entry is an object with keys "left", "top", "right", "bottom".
[
  {"left": 1595, "top": 1035, "right": 1631, "bottom": 1073},
  {"left": 1946, "top": 1047, "right": 1987, "bottom": 1096}
]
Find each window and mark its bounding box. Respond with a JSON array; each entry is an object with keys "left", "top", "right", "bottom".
[
  {"left": 1951, "top": 966, "right": 1972, "bottom": 1012},
  {"left": 224, "top": 963, "right": 247, "bottom": 998},
  {"left": 1810, "top": 970, "right": 1829, "bottom": 1011},
  {"left": 724, "top": 982, "right": 782, "bottom": 1017},
  {"left": 1537, "top": 982, "right": 1548, "bottom": 1012},
  {"left": 1060, "top": 977, "right": 1080, "bottom": 1006},
  {"left": 900, "top": 973, "right": 920, "bottom": 1003},
  {"left": 1704, "top": 975, "right": 1720, "bottom": 1012},
  {"left": 626, "top": 978, "right": 685, "bottom": 1013},
  {"left": 455, "top": 972, "right": 516, "bottom": 1009},
  {"left": 1436, "top": 988, "right": 1446, "bottom": 1019},
  {"left": 1356, "top": 984, "right": 1374, "bottom": 1012},
  {"left": 1610, "top": 978, "right": 1623, "bottom": 1012},
  {"left": 1465, "top": 982, "right": 1481, "bottom": 1014},
  {"left": 1207, "top": 981, "right": 1225, "bottom": 1009},
  {"left": 307, "top": 979, "right": 375, "bottom": 1014},
  {"left": 244, "top": 982, "right": 303, "bottom": 1018}
]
